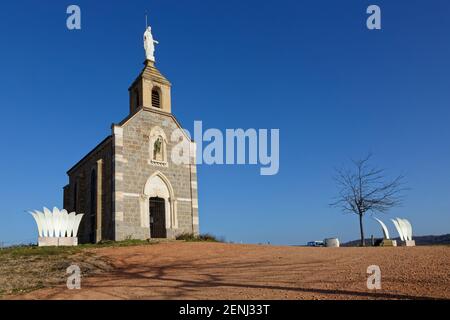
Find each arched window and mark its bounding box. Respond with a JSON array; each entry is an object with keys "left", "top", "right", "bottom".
[
  {"left": 135, "top": 90, "right": 140, "bottom": 109},
  {"left": 89, "top": 170, "right": 97, "bottom": 243},
  {"left": 73, "top": 182, "right": 78, "bottom": 212},
  {"left": 152, "top": 88, "right": 161, "bottom": 108}
]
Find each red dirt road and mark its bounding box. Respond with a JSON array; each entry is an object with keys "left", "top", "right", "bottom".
[{"left": 12, "top": 242, "right": 450, "bottom": 300}]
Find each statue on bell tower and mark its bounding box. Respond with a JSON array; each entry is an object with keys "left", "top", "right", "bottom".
[{"left": 144, "top": 26, "right": 159, "bottom": 62}]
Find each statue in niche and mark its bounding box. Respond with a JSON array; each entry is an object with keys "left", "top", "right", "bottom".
[{"left": 153, "top": 136, "right": 164, "bottom": 162}]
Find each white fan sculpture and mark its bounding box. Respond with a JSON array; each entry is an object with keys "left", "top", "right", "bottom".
[
  {"left": 373, "top": 216, "right": 415, "bottom": 246},
  {"left": 29, "top": 207, "right": 84, "bottom": 246}
]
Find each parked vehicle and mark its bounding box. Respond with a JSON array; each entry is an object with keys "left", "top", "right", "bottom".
[{"left": 307, "top": 241, "right": 324, "bottom": 247}]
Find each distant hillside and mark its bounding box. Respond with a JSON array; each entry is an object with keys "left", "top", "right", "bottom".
[{"left": 342, "top": 234, "right": 450, "bottom": 247}]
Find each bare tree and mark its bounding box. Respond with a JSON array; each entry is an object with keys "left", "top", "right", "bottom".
[{"left": 331, "top": 154, "right": 406, "bottom": 246}]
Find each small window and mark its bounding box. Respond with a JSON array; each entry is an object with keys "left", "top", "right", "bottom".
[{"left": 152, "top": 88, "right": 161, "bottom": 108}]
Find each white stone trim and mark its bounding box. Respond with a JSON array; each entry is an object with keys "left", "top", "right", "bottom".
[
  {"left": 114, "top": 154, "right": 128, "bottom": 163},
  {"left": 190, "top": 142, "right": 197, "bottom": 163},
  {"left": 148, "top": 159, "right": 169, "bottom": 167},
  {"left": 192, "top": 199, "right": 198, "bottom": 209},
  {"left": 116, "top": 211, "right": 124, "bottom": 221},
  {"left": 177, "top": 198, "right": 192, "bottom": 202},
  {"left": 141, "top": 171, "right": 178, "bottom": 232},
  {"left": 123, "top": 192, "right": 140, "bottom": 198},
  {"left": 113, "top": 126, "right": 124, "bottom": 147},
  {"left": 173, "top": 199, "right": 178, "bottom": 228},
  {"left": 191, "top": 181, "right": 198, "bottom": 189},
  {"left": 165, "top": 200, "right": 172, "bottom": 229},
  {"left": 113, "top": 126, "right": 124, "bottom": 135},
  {"left": 139, "top": 195, "right": 149, "bottom": 228},
  {"left": 116, "top": 172, "right": 124, "bottom": 181},
  {"left": 115, "top": 192, "right": 124, "bottom": 201}
]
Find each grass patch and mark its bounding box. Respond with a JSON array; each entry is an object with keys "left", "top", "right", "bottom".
[
  {"left": 176, "top": 233, "right": 222, "bottom": 242},
  {"left": 0, "top": 239, "right": 159, "bottom": 257},
  {"left": 0, "top": 247, "right": 112, "bottom": 298},
  {"left": 0, "top": 245, "right": 81, "bottom": 258},
  {"left": 82, "top": 239, "right": 158, "bottom": 248},
  {"left": 0, "top": 239, "right": 163, "bottom": 298}
]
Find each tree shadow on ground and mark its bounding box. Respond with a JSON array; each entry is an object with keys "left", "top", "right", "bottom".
[{"left": 49, "top": 256, "right": 447, "bottom": 301}]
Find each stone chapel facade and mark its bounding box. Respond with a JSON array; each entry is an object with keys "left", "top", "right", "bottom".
[{"left": 63, "top": 38, "right": 199, "bottom": 243}]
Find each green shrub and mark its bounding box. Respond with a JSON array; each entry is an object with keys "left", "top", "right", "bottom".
[
  {"left": 176, "top": 233, "right": 221, "bottom": 242},
  {"left": 0, "top": 245, "right": 81, "bottom": 257},
  {"left": 80, "top": 239, "right": 155, "bottom": 248},
  {"left": 199, "top": 233, "right": 221, "bottom": 242},
  {"left": 175, "top": 233, "right": 197, "bottom": 241}
]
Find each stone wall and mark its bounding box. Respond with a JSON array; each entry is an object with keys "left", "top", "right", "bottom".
[
  {"left": 64, "top": 138, "right": 114, "bottom": 243},
  {"left": 112, "top": 108, "right": 199, "bottom": 240}
]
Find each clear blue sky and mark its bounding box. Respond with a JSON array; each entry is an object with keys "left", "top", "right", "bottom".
[{"left": 0, "top": 0, "right": 449, "bottom": 245}]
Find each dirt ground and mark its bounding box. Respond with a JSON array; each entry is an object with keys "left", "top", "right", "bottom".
[{"left": 7, "top": 242, "right": 450, "bottom": 300}]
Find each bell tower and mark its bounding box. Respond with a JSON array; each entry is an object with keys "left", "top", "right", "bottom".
[{"left": 128, "top": 26, "right": 171, "bottom": 114}]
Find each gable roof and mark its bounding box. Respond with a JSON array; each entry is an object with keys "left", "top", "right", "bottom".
[
  {"left": 116, "top": 107, "right": 193, "bottom": 142},
  {"left": 66, "top": 136, "right": 112, "bottom": 175}
]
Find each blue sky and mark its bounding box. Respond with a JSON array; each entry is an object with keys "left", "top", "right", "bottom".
[{"left": 0, "top": 0, "right": 449, "bottom": 245}]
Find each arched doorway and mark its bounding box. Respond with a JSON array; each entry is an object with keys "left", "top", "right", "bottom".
[
  {"left": 150, "top": 197, "right": 166, "bottom": 238},
  {"left": 141, "top": 172, "right": 177, "bottom": 238}
]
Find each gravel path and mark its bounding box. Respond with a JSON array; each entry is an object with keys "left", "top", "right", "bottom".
[{"left": 11, "top": 242, "right": 450, "bottom": 300}]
